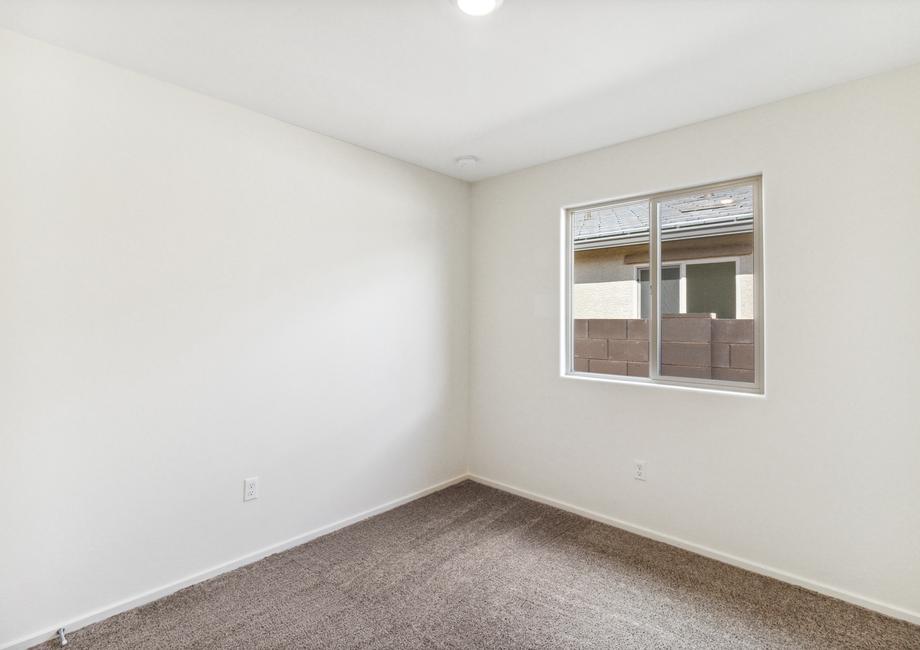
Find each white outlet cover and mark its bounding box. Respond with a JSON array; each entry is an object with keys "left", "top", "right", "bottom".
[
  {"left": 634, "top": 461, "right": 647, "bottom": 481},
  {"left": 243, "top": 477, "right": 259, "bottom": 501}
]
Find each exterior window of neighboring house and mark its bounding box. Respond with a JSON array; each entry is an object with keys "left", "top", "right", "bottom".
[
  {"left": 565, "top": 177, "right": 763, "bottom": 393},
  {"left": 637, "top": 260, "right": 738, "bottom": 320}
]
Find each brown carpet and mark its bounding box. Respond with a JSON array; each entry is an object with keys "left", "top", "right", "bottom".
[{"left": 34, "top": 480, "right": 920, "bottom": 649}]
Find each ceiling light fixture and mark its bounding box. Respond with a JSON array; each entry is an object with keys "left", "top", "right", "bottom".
[
  {"left": 719, "top": 198, "right": 734, "bottom": 205},
  {"left": 454, "top": 0, "right": 503, "bottom": 17},
  {"left": 455, "top": 155, "right": 479, "bottom": 169}
]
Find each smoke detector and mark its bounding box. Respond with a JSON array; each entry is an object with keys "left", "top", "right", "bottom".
[{"left": 455, "top": 155, "right": 480, "bottom": 170}]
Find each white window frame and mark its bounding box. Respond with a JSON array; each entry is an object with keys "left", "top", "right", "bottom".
[
  {"left": 634, "top": 257, "right": 742, "bottom": 319},
  {"left": 562, "top": 176, "right": 764, "bottom": 395}
]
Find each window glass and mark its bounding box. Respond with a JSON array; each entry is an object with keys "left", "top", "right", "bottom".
[
  {"left": 571, "top": 199, "right": 649, "bottom": 378},
  {"left": 686, "top": 262, "right": 736, "bottom": 319},
  {"left": 567, "top": 177, "right": 761, "bottom": 391},
  {"left": 656, "top": 184, "right": 756, "bottom": 383}
]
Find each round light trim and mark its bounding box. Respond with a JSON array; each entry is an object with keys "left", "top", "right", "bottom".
[{"left": 455, "top": 0, "right": 503, "bottom": 17}]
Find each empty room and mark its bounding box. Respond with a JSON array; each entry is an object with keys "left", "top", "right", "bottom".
[{"left": 2, "top": 1, "right": 920, "bottom": 648}]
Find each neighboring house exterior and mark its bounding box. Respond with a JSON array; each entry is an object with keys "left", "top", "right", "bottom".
[{"left": 572, "top": 185, "right": 754, "bottom": 320}]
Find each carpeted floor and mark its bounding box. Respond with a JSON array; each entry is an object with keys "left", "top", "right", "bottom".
[{"left": 34, "top": 480, "right": 920, "bottom": 649}]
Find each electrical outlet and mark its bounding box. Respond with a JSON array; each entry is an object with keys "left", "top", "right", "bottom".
[
  {"left": 634, "top": 460, "right": 647, "bottom": 481},
  {"left": 243, "top": 477, "right": 259, "bottom": 501}
]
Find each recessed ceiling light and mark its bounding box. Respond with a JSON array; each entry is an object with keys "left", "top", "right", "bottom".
[
  {"left": 719, "top": 198, "right": 734, "bottom": 205},
  {"left": 455, "top": 155, "right": 479, "bottom": 169},
  {"left": 454, "top": 0, "right": 503, "bottom": 17}
]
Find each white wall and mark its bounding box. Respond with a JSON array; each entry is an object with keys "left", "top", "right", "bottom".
[
  {"left": 0, "top": 29, "right": 469, "bottom": 647},
  {"left": 470, "top": 64, "right": 920, "bottom": 619}
]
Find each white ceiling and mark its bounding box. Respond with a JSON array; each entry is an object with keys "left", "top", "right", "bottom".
[{"left": 2, "top": 1, "right": 920, "bottom": 181}]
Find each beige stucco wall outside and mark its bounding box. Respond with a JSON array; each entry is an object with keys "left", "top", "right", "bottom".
[
  {"left": 573, "top": 247, "right": 639, "bottom": 319},
  {"left": 573, "top": 248, "right": 754, "bottom": 319}
]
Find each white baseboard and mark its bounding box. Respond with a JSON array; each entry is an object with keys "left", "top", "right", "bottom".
[
  {"left": 469, "top": 473, "right": 920, "bottom": 626},
  {"left": 1, "top": 474, "right": 469, "bottom": 650}
]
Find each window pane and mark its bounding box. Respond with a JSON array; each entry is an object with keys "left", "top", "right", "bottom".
[
  {"left": 639, "top": 266, "right": 679, "bottom": 319},
  {"left": 656, "top": 184, "right": 756, "bottom": 383},
  {"left": 686, "top": 262, "right": 736, "bottom": 318},
  {"left": 571, "top": 199, "right": 649, "bottom": 377}
]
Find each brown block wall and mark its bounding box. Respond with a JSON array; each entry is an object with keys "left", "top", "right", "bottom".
[{"left": 573, "top": 316, "right": 754, "bottom": 383}]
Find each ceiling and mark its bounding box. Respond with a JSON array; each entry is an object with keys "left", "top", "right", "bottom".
[{"left": 2, "top": 1, "right": 920, "bottom": 181}]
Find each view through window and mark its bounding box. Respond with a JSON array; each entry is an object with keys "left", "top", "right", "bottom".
[{"left": 568, "top": 178, "right": 762, "bottom": 391}]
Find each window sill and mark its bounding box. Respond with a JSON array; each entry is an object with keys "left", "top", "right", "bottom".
[{"left": 562, "top": 370, "right": 765, "bottom": 397}]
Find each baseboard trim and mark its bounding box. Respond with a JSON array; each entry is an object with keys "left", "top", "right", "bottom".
[
  {"left": 1, "top": 474, "right": 469, "bottom": 650},
  {"left": 469, "top": 473, "right": 920, "bottom": 626}
]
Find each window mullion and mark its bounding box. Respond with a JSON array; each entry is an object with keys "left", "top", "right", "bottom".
[{"left": 649, "top": 197, "right": 661, "bottom": 380}]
